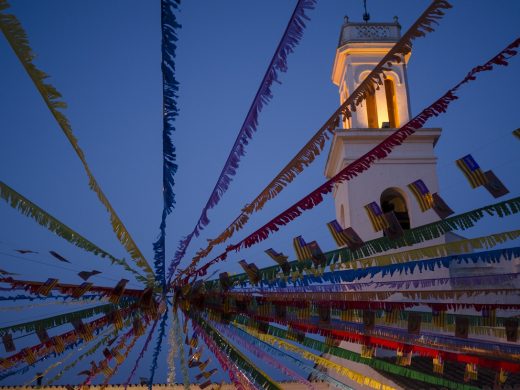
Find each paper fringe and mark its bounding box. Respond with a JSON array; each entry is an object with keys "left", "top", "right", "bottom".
[
  {"left": 0, "top": 0, "right": 154, "bottom": 284},
  {"left": 166, "top": 319, "right": 177, "bottom": 385},
  {"left": 147, "top": 309, "right": 169, "bottom": 389},
  {"left": 173, "top": 308, "right": 190, "bottom": 389},
  {"left": 214, "top": 322, "right": 317, "bottom": 390},
  {"left": 193, "top": 315, "right": 275, "bottom": 390},
  {"left": 240, "top": 324, "right": 396, "bottom": 390},
  {"left": 238, "top": 322, "right": 482, "bottom": 390},
  {"left": 0, "top": 181, "right": 147, "bottom": 284},
  {"left": 169, "top": 0, "right": 317, "bottom": 278},
  {"left": 154, "top": 0, "right": 182, "bottom": 287},
  {"left": 210, "top": 198, "right": 520, "bottom": 286}
]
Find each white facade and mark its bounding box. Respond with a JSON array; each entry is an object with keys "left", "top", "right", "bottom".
[{"left": 326, "top": 19, "right": 444, "bottom": 249}]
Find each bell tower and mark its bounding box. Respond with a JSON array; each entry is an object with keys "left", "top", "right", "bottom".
[{"left": 325, "top": 17, "right": 444, "bottom": 246}]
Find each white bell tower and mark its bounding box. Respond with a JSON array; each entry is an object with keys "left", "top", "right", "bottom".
[{"left": 325, "top": 17, "right": 444, "bottom": 246}]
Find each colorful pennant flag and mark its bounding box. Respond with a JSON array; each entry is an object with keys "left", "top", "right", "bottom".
[
  {"left": 433, "top": 355, "right": 444, "bottom": 375},
  {"left": 326, "top": 220, "right": 350, "bottom": 247},
  {"left": 383, "top": 211, "right": 404, "bottom": 240},
  {"left": 37, "top": 278, "right": 58, "bottom": 296},
  {"left": 35, "top": 327, "right": 50, "bottom": 344},
  {"left": 218, "top": 272, "right": 232, "bottom": 291},
  {"left": 71, "top": 282, "right": 92, "bottom": 298},
  {"left": 431, "top": 193, "right": 454, "bottom": 219},
  {"left": 49, "top": 250, "right": 70, "bottom": 263},
  {"left": 456, "top": 154, "right": 488, "bottom": 188},
  {"left": 408, "top": 179, "right": 434, "bottom": 212},
  {"left": 293, "top": 236, "right": 312, "bottom": 262},
  {"left": 2, "top": 333, "right": 15, "bottom": 353},
  {"left": 364, "top": 202, "right": 389, "bottom": 232},
  {"left": 307, "top": 241, "right": 326, "bottom": 267},
  {"left": 483, "top": 170, "right": 509, "bottom": 198},
  {"left": 238, "top": 260, "right": 260, "bottom": 285},
  {"left": 15, "top": 249, "right": 37, "bottom": 254},
  {"left": 109, "top": 279, "right": 128, "bottom": 304},
  {"left": 327, "top": 221, "right": 365, "bottom": 250},
  {"left": 52, "top": 335, "right": 65, "bottom": 354},
  {"left": 77, "top": 270, "right": 101, "bottom": 281},
  {"left": 265, "top": 248, "right": 290, "bottom": 274},
  {"left": 464, "top": 363, "right": 478, "bottom": 382}
]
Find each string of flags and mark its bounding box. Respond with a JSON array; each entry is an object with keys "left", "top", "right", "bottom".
[{"left": 1, "top": 0, "right": 520, "bottom": 388}]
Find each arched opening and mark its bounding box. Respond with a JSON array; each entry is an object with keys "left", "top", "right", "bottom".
[
  {"left": 366, "top": 91, "right": 378, "bottom": 128},
  {"left": 380, "top": 188, "right": 410, "bottom": 230},
  {"left": 384, "top": 78, "right": 399, "bottom": 128}
]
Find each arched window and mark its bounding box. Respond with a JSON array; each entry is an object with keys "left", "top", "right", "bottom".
[
  {"left": 380, "top": 188, "right": 410, "bottom": 230},
  {"left": 366, "top": 91, "right": 378, "bottom": 128},
  {"left": 384, "top": 78, "right": 399, "bottom": 128}
]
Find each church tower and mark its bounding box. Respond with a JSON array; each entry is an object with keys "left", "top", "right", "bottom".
[{"left": 325, "top": 17, "right": 444, "bottom": 247}]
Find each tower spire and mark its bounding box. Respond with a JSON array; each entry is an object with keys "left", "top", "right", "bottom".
[{"left": 362, "top": 0, "right": 370, "bottom": 23}]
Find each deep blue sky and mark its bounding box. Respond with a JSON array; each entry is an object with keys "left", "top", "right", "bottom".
[{"left": 1, "top": 0, "right": 520, "bottom": 385}]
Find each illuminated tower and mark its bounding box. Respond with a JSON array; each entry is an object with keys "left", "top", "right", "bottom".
[{"left": 325, "top": 16, "right": 444, "bottom": 247}]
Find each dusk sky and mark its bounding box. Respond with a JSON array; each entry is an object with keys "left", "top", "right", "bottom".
[{"left": 1, "top": 0, "right": 519, "bottom": 385}]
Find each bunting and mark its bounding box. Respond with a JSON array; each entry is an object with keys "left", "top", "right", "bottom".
[
  {"left": 168, "top": 0, "right": 317, "bottom": 278},
  {"left": 0, "top": 1, "right": 154, "bottom": 283},
  {"left": 154, "top": 0, "right": 182, "bottom": 288},
  {"left": 408, "top": 179, "right": 434, "bottom": 211},
  {"left": 456, "top": 154, "right": 488, "bottom": 188},
  {"left": 0, "top": 181, "right": 147, "bottom": 284}
]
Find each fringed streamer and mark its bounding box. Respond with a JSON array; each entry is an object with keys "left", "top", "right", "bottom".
[
  {"left": 101, "top": 328, "right": 144, "bottom": 389},
  {"left": 241, "top": 243, "right": 520, "bottom": 289},
  {"left": 193, "top": 315, "right": 272, "bottom": 390},
  {"left": 177, "top": 0, "right": 453, "bottom": 279},
  {"left": 234, "top": 270, "right": 520, "bottom": 294},
  {"left": 166, "top": 319, "right": 177, "bottom": 385},
  {"left": 234, "top": 314, "right": 520, "bottom": 371},
  {"left": 147, "top": 309, "right": 169, "bottom": 389},
  {"left": 0, "top": 181, "right": 147, "bottom": 284},
  {"left": 237, "top": 322, "right": 481, "bottom": 390},
  {"left": 240, "top": 324, "right": 397, "bottom": 390},
  {"left": 0, "top": 293, "right": 109, "bottom": 303},
  {"left": 214, "top": 322, "right": 317, "bottom": 390},
  {"left": 228, "top": 324, "right": 354, "bottom": 390},
  {"left": 123, "top": 314, "right": 160, "bottom": 388},
  {"left": 83, "top": 317, "right": 146, "bottom": 387},
  {"left": 0, "top": 276, "right": 144, "bottom": 299},
  {"left": 169, "top": 0, "right": 317, "bottom": 278},
  {"left": 154, "top": 0, "right": 182, "bottom": 288},
  {"left": 194, "top": 323, "right": 252, "bottom": 390},
  {"left": 45, "top": 326, "right": 119, "bottom": 385},
  {"left": 208, "top": 198, "right": 520, "bottom": 286},
  {"left": 0, "top": 298, "right": 106, "bottom": 312},
  {"left": 0, "top": 339, "right": 83, "bottom": 381},
  {"left": 173, "top": 308, "right": 190, "bottom": 389},
  {"left": 0, "top": 307, "right": 134, "bottom": 371},
  {"left": 232, "top": 288, "right": 520, "bottom": 307},
  {"left": 23, "top": 342, "right": 79, "bottom": 386},
  {"left": 0, "top": 303, "right": 122, "bottom": 334},
  {"left": 0, "top": 2, "right": 154, "bottom": 283},
  {"left": 189, "top": 37, "right": 520, "bottom": 280}
]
